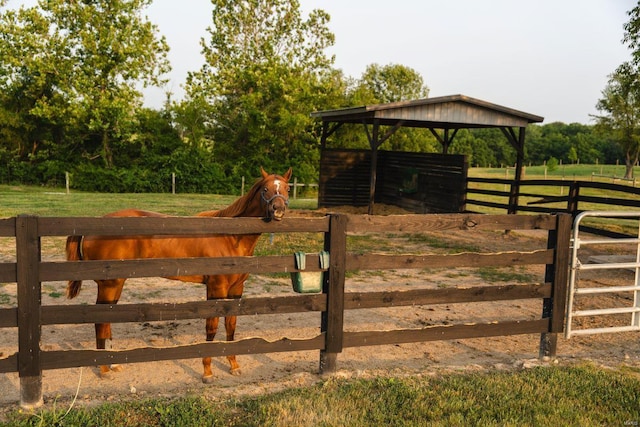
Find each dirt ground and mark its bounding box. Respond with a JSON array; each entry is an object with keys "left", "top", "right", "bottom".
[{"left": 1, "top": 207, "right": 639, "bottom": 413}]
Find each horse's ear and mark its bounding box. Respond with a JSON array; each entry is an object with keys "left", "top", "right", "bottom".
[
  {"left": 283, "top": 167, "right": 293, "bottom": 182},
  {"left": 261, "top": 167, "right": 269, "bottom": 179}
]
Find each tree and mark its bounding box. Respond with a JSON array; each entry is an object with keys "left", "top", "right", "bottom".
[
  {"left": 336, "top": 63, "right": 432, "bottom": 152},
  {"left": 358, "top": 63, "right": 429, "bottom": 103},
  {"left": 0, "top": 0, "right": 171, "bottom": 168},
  {"left": 184, "top": 0, "right": 337, "bottom": 183},
  {"left": 594, "top": 62, "right": 640, "bottom": 178}
]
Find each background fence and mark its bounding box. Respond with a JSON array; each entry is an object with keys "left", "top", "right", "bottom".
[
  {"left": 0, "top": 212, "right": 570, "bottom": 408},
  {"left": 467, "top": 178, "right": 640, "bottom": 236}
]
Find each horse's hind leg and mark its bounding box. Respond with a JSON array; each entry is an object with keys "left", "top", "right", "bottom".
[
  {"left": 201, "top": 315, "right": 240, "bottom": 383},
  {"left": 95, "top": 279, "right": 125, "bottom": 378}
]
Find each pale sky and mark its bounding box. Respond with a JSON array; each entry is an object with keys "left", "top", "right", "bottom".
[{"left": 8, "top": 0, "right": 638, "bottom": 124}]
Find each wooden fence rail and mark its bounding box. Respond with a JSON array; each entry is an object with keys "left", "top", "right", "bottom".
[
  {"left": 0, "top": 212, "right": 571, "bottom": 408},
  {"left": 467, "top": 177, "right": 640, "bottom": 236}
]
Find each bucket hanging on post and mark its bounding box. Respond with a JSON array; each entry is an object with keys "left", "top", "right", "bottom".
[{"left": 290, "top": 251, "right": 329, "bottom": 293}]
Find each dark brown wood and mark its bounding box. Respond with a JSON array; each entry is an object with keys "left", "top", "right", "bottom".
[
  {"left": 538, "top": 214, "right": 572, "bottom": 358},
  {"left": 466, "top": 177, "right": 640, "bottom": 220},
  {"left": 319, "top": 149, "right": 468, "bottom": 213},
  {"left": 346, "top": 213, "right": 557, "bottom": 233},
  {"left": 0, "top": 217, "right": 15, "bottom": 237},
  {"left": 346, "top": 250, "right": 553, "bottom": 271},
  {"left": 0, "top": 262, "right": 16, "bottom": 282},
  {"left": 0, "top": 307, "right": 17, "bottom": 328},
  {"left": 42, "top": 294, "right": 327, "bottom": 325},
  {"left": 320, "top": 214, "right": 348, "bottom": 373},
  {"left": 15, "top": 215, "right": 43, "bottom": 407},
  {"left": 2, "top": 212, "right": 574, "bottom": 407},
  {"left": 549, "top": 214, "right": 571, "bottom": 334},
  {"left": 344, "top": 284, "right": 551, "bottom": 310},
  {"left": 343, "top": 319, "right": 550, "bottom": 348},
  {"left": 0, "top": 353, "right": 17, "bottom": 373},
  {"left": 40, "top": 334, "right": 326, "bottom": 370},
  {"left": 41, "top": 253, "right": 328, "bottom": 282},
  {"left": 37, "top": 216, "right": 330, "bottom": 237}
]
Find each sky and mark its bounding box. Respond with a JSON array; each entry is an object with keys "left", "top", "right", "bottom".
[{"left": 8, "top": 0, "right": 638, "bottom": 124}]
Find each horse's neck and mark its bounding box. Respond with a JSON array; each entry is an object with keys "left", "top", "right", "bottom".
[{"left": 201, "top": 184, "right": 264, "bottom": 218}]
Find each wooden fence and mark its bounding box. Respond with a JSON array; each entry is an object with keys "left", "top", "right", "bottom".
[
  {"left": 467, "top": 177, "right": 640, "bottom": 236},
  {"left": 318, "top": 149, "right": 468, "bottom": 213},
  {"left": 0, "top": 212, "right": 571, "bottom": 408}
]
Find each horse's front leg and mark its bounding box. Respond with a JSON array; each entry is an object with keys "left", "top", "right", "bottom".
[
  {"left": 225, "top": 315, "right": 241, "bottom": 375},
  {"left": 202, "top": 316, "right": 220, "bottom": 384}
]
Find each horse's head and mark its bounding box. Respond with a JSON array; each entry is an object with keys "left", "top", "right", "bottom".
[{"left": 260, "top": 167, "right": 292, "bottom": 221}]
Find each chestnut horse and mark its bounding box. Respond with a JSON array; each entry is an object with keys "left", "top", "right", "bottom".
[{"left": 65, "top": 167, "right": 292, "bottom": 383}]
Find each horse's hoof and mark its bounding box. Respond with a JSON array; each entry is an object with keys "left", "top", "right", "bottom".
[
  {"left": 229, "top": 368, "right": 242, "bottom": 376},
  {"left": 110, "top": 364, "right": 123, "bottom": 372},
  {"left": 202, "top": 375, "right": 215, "bottom": 384},
  {"left": 99, "top": 370, "right": 114, "bottom": 380}
]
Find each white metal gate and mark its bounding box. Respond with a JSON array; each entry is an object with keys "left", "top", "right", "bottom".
[{"left": 565, "top": 211, "right": 640, "bottom": 338}]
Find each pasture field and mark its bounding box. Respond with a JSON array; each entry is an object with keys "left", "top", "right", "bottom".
[{"left": 1, "top": 172, "right": 639, "bottom": 425}]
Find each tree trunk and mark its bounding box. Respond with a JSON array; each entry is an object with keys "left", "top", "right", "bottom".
[
  {"left": 624, "top": 149, "right": 638, "bottom": 179},
  {"left": 102, "top": 130, "right": 113, "bottom": 168}
]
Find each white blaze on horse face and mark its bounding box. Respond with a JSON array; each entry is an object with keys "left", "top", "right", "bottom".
[{"left": 274, "top": 179, "right": 281, "bottom": 195}]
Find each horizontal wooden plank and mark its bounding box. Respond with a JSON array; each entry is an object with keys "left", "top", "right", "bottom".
[
  {"left": 344, "top": 283, "right": 551, "bottom": 309},
  {"left": 0, "top": 263, "right": 16, "bottom": 282},
  {"left": 37, "top": 216, "right": 330, "bottom": 237},
  {"left": 346, "top": 250, "right": 553, "bottom": 271},
  {"left": 465, "top": 199, "right": 509, "bottom": 210},
  {"left": 346, "top": 213, "right": 557, "bottom": 233},
  {"left": 41, "top": 253, "right": 328, "bottom": 281},
  {"left": 42, "top": 294, "right": 327, "bottom": 325},
  {"left": 0, "top": 353, "right": 17, "bottom": 373},
  {"left": 40, "top": 334, "right": 326, "bottom": 370},
  {"left": 466, "top": 188, "right": 510, "bottom": 197},
  {"left": 578, "top": 195, "right": 640, "bottom": 208},
  {"left": 0, "top": 217, "right": 15, "bottom": 237},
  {"left": 0, "top": 307, "right": 17, "bottom": 328},
  {"left": 343, "top": 319, "right": 550, "bottom": 348}
]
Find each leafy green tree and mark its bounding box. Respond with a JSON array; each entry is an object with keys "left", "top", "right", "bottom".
[
  {"left": 0, "top": 0, "right": 170, "bottom": 169},
  {"left": 336, "top": 63, "right": 433, "bottom": 152},
  {"left": 184, "top": 0, "right": 337, "bottom": 183},
  {"left": 0, "top": 3, "right": 75, "bottom": 162},
  {"left": 358, "top": 63, "right": 429, "bottom": 104},
  {"left": 594, "top": 62, "right": 640, "bottom": 178}
]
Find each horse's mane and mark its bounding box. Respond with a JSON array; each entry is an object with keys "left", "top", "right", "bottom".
[{"left": 197, "top": 177, "right": 266, "bottom": 218}]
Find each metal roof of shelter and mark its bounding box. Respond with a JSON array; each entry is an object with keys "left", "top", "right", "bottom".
[{"left": 310, "top": 94, "right": 544, "bottom": 129}]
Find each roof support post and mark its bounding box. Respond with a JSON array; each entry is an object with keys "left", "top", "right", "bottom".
[
  {"left": 500, "top": 126, "right": 526, "bottom": 214},
  {"left": 365, "top": 120, "right": 381, "bottom": 215},
  {"left": 429, "top": 128, "right": 459, "bottom": 154}
]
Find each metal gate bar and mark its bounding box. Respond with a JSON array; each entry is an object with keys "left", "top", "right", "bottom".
[{"left": 565, "top": 211, "right": 640, "bottom": 338}]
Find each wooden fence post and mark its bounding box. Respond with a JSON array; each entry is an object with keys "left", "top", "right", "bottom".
[
  {"left": 507, "top": 179, "right": 519, "bottom": 215},
  {"left": 539, "top": 213, "right": 572, "bottom": 358},
  {"left": 319, "top": 214, "right": 347, "bottom": 374},
  {"left": 566, "top": 181, "right": 580, "bottom": 217},
  {"left": 293, "top": 177, "right": 298, "bottom": 200},
  {"left": 16, "top": 215, "right": 43, "bottom": 408}
]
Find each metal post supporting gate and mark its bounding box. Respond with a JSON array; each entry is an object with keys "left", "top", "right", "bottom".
[{"left": 565, "top": 211, "right": 640, "bottom": 338}]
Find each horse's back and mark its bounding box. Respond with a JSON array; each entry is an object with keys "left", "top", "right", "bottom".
[{"left": 105, "top": 209, "right": 169, "bottom": 218}]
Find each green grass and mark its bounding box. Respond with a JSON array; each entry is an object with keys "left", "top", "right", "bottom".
[
  {"left": 0, "top": 185, "right": 317, "bottom": 217},
  {"left": 4, "top": 365, "right": 639, "bottom": 426},
  {"left": 471, "top": 163, "right": 640, "bottom": 180}
]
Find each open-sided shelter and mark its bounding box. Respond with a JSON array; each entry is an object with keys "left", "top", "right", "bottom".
[{"left": 311, "top": 94, "right": 544, "bottom": 214}]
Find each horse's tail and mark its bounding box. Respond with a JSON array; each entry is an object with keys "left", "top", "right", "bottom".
[{"left": 65, "top": 235, "right": 83, "bottom": 299}]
